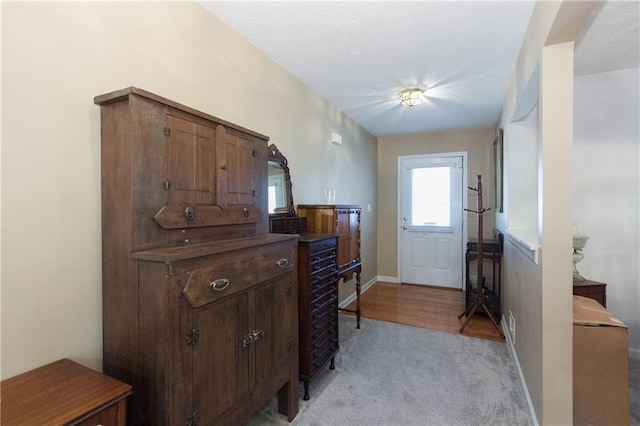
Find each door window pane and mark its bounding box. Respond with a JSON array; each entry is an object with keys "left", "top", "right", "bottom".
[{"left": 410, "top": 167, "right": 451, "bottom": 226}]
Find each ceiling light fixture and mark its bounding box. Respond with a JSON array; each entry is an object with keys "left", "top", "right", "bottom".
[{"left": 399, "top": 87, "right": 424, "bottom": 107}]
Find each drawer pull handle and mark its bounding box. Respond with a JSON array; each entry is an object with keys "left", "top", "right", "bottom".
[
  {"left": 276, "top": 258, "right": 289, "bottom": 268},
  {"left": 184, "top": 206, "right": 195, "bottom": 221},
  {"left": 210, "top": 278, "right": 230, "bottom": 291}
]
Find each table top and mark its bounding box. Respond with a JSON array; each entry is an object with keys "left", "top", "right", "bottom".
[
  {"left": 467, "top": 238, "right": 501, "bottom": 254},
  {"left": 1, "top": 358, "right": 132, "bottom": 425},
  {"left": 573, "top": 278, "right": 606, "bottom": 287}
]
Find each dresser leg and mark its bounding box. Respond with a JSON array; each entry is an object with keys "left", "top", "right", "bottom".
[
  {"left": 329, "top": 356, "right": 335, "bottom": 370},
  {"left": 303, "top": 381, "right": 310, "bottom": 400}
]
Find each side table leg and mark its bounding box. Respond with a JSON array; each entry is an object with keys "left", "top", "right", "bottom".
[{"left": 355, "top": 269, "right": 361, "bottom": 329}]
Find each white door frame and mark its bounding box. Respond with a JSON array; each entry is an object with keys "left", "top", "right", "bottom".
[{"left": 397, "top": 152, "right": 468, "bottom": 286}]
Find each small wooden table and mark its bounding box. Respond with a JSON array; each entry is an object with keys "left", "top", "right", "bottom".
[
  {"left": 465, "top": 237, "right": 502, "bottom": 318},
  {"left": 1, "top": 358, "right": 132, "bottom": 426},
  {"left": 573, "top": 278, "right": 607, "bottom": 307}
]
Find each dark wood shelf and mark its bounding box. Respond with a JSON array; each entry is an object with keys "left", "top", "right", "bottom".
[{"left": 573, "top": 278, "right": 606, "bottom": 307}]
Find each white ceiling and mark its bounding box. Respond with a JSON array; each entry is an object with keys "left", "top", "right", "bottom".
[{"left": 201, "top": 1, "right": 639, "bottom": 137}]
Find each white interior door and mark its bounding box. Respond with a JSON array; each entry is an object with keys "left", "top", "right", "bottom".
[{"left": 400, "top": 155, "right": 464, "bottom": 288}]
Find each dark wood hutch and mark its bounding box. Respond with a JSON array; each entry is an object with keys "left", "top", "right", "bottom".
[{"left": 96, "top": 87, "right": 299, "bottom": 425}]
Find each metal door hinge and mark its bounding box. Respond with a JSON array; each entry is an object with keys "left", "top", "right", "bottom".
[
  {"left": 252, "top": 189, "right": 257, "bottom": 197},
  {"left": 287, "top": 286, "right": 293, "bottom": 296},
  {"left": 252, "top": 329, "right": 265, "bottom": 341},
  {"left": 164, "top": 126, "right": 171, "bottom": 137},
  {"left": 287, "top": 337, "right": 294, "bottom": 350},
  {"left": 186, "top": 409, "right": 199, "bottom": 426},
  {"left": 252, "top": 149, "right": 257, "bottom": 157},
  {"left": 164, "top": 180, "right": 171, "bottom": 190},
  {"left": 186, "top": 328, "right": 200, "bottom": 346}
]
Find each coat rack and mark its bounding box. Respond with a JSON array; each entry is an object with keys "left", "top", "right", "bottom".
[{"left": 458, "top": 175, "right": 504, "bottom": 338}]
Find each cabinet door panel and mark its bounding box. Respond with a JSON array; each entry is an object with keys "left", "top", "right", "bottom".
[
  {"left": 336, "top": 210, "right": 351, "bottom": 269},
  {"left": 166, "top": 115, "right": 216, "bottom": 205},
  {"left": 192, "top": 292, "right": 250, "bottom": 422},
  {"left": 349, "top": 210, "right": 361, "bottom": 262},
  {"left": 195, "top": 125, "right": 217, "bottom": 205},
  {"left": 254, "top": 275, "right": 295, "bottom": 383},
  {"left": 217, "top": 126, "right": 257, "bottom": 207},
  {"left": 228, "top": 133, "right": 256, "bottom": 205}
]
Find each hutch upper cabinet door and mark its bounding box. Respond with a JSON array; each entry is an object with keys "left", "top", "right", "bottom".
[
  {"left": 157, "top": 117, "right": 264, "bottom": 229},
  {"left": 217, "top": 127, "right": 258, "bottom": 208},
  {"left": 165, "top": 114, "right": 217, "bottom": 206}
]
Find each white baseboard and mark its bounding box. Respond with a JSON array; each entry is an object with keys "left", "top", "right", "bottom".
[
  {"left": 377, "top": 275, "right": 399, "bottom": 283},
  {"left": 502, "top": 316, "right": 539, "bottom": 426},
  {"left": 338, "top": 276, "right": 377, "bottom": 309}
]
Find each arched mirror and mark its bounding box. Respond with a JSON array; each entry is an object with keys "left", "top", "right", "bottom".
[
  {"left": 268, "top": 144, "right": 306, "bottom": 233},
  {"left": 268, "top": 144, "right": 295, "bottom": 216}
]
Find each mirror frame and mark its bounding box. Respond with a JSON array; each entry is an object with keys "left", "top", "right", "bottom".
[{"left": 268, "top": 144, "right": 296, "bottom": 217}]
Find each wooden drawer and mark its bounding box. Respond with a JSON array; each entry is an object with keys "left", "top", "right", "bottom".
[
  {"left": 311, "top": 327, "right": 337, "bottom": 352},
  {"left": 309, "top": 246, "right": 336, "bottom": 264},
  {"left": 73, "top": 399, "right": 124, "bottom": 426},
  {"left": 311, "top": 264, "right": 337, "bottom": 284},
  {"left": 311, "top": 277, "right": 337, "bottom": 300},
  {"left": 311, "top": 333, "right": 339, "bottom": 368},
  {"left": 310, "top": 289, "right": 337, "bottom": 314},
  {"left": 308, "top": 238, "right": 337, "bottom": 256},
  {"left": 310, "top": 308, "right": 337, "bottom": 333},
  {"left": 183, "top": 242, "right": 296, "bottom": 308},
  {"left": 310, "top": 255, "right": 336, "bottom": 274}
]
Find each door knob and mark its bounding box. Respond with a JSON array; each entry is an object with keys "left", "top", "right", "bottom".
[{"left": 402, "top": 225, "right": 408, "bottom": 230}]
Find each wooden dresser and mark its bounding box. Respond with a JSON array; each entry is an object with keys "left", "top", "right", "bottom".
[
  {"left": 297, "top": 233, "right": 340, "bottom": 400},
  {"left": 1, "top": 359, "right": 132, "bottom": 426},
  {"left": 298, "top": 205, "right": 363, "bottom": 328},
  {"left": 573, "top": 278, "right": 607, "bottom": 307},
  {"left": 95, "top": 87, "right": 299, "bottom": 425}
]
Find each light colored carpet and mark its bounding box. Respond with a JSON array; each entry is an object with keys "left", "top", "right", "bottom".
[{"left": 246, "top": 314, "right": 533, "bottom": 426}]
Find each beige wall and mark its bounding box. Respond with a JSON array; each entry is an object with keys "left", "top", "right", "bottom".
[
  {"left": 1, "top": 2, "right": 377, "bottom": 379},
  {"left": 497, "top": 1, "right": 598, "bottom": 424},
  {"left": 377, "top": 128, "right": 496, "bottom": 279}
]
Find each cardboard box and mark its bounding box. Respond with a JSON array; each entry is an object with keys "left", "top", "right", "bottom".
[{"left": 573, "top": 295, "right": 629, "bottom": 425}]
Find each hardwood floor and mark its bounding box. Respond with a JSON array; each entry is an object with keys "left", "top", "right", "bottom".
[{"left": 344, "top": 281, "right": 506, "bottom": 343}]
